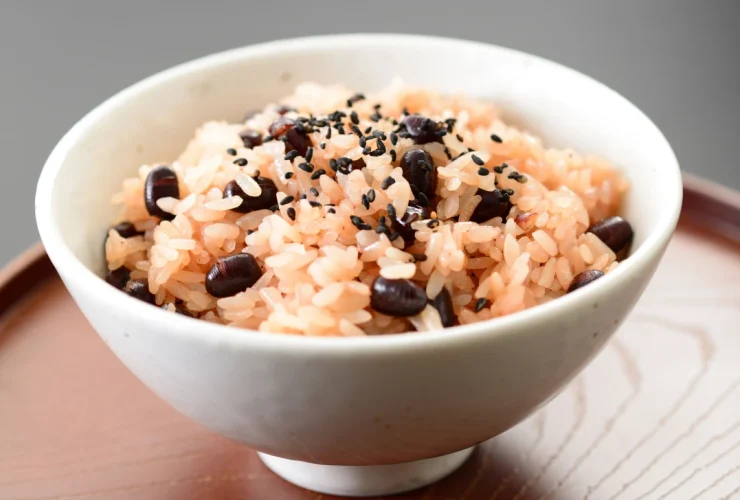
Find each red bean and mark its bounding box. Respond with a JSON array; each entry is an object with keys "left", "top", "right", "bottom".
[
  {"left": 430, "top": 287, "right": 456, "bottom": 327},
  {"left": 269, "top": 117, "right": 310, "bottom": 156},
  {"left": 112, "top": 221, "right": 144, "bottom": 238},
  {"left": 105, "top": 267, "right": 130, "bottom": 290},
  {"left": 239, "top": 129, "right": 263, "bottom": 149},
  {"left": 123, "top": 279, "right": 156, "bottom": 304},
  {"left": 400, "top": 149, "right": 437, "bottom": 201},
  {"left": 392, "top": 201, "right": 431, "bottom": 246},
  {"left": 470, "top": 189, "right": 512, "bottom": 223},
  {"left": 206, "top": 254, "right": 263, "bottom": 298},
  {"left": 223, "top": 177, "right": 278, "bottom": 214},
  {"left": 567, "top": 270, "right": 605, "bottom": 293},
  {"left": 370, "top": 277, "right": 427, "bottom": 317},
  {"left": 144, "top": 166, "right": 179, "bottom": 221},
  {"left": 402, "top": 114, "right": 442, "bottom": 144},
  {"left": 587, "top": 216, "right": 633, "bottom": 260}
]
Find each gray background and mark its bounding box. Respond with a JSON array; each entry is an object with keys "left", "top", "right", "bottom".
[{"left": 2, "top": 1, "right": 738, "bottom": 266}]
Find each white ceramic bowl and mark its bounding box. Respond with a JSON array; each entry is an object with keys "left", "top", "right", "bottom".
[{"left": 35, "top": 34, "right": 681, "bottom": 497}]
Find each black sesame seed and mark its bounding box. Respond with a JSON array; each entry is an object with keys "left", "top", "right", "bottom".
[
  {"left": 370, "top": 113, "right": 381, "bottom": 122},
  {"left": 387, "top": 204, "right": 397, "bottom": 220},
  {"left": 269, "top": 205, "right": 279, "bottom": 212},
  {"left": 320, "top": 141, "right": 326, "bottom": 149},
  {"left": 381, "top": 177, "right": 396, "bottom": 190},
  {"left": 359, "top": 137, "right": 367, "bottom": 148},
  {"left": 426, "top": 219, "right": 440, "bottom": 229},
  {"left": 444, "top": 147, "right": 452, "bottom": 160},
  {"left": 493, "top": 164, "right": 508, "bottom": 174},
  {"left": 358, "top": 223, "right": 373, "bottom": 231},
  {"left": 372, "top": 130, "right": 387, "bottom": 140},
  {"left": 280, "top": 195, "right": 294, "bottom": 205},
  {"left": 364, "top": 125, "right": 372, "bottom": 134},
  {"left": 503, "top": 188, "right": 515, "bottom": 196},
  {"left": 286, "top": 207, "right": 296, "bottom": 221},
  {"left": 375, "top": 225, "right": 387, "bottom": 234},
  {"left": 402, "top": 107, "right": 410, "bottom": 116},
  {"left": 346, "top": 93, "right": 365, "bottom": 107},
  {"left": 350, "top": 215, "right": 363, "bottom": 226},
  {"left": 415, "top": 191, "right": 431, "bottom": 207},
  {"left": 390, "top": 132, "right": 398, "bottom": 145},
  {"left": 350, "top": 111, "right": 359, "bottom": 125},
  {"left": 299, "top": 194, "right": 307, "bottom": 200},
  {"left": 326, "top": 127, "right": 332, "bottom": 139},
  {"left": 362, "top": 146, "right": 372, "bottom": 155},
  {"left": 305, "top": 147, "right": 314, "bottom": 162},
  {"left": 309, "top": 187, "right": 319, "bottom": 196},
  {"left": 329, "top": 159, "right": 338, "bottom": 172},
  {"left": 206, "top": 254, "right": 263, "bottom": 298},
  {"left": 361, "top": 194, "right": 370, "bottom": 210},
  {"left": 284, "top": 172, "right": 294, "bottom": 179},
  {"left": 474, "top": 297, "right": 489, "bottom": 312},
  {"left": 390, "top": 150, "right": 397, "bottom": 162},
  {"left": 478, "top": 167, "right": 489, "bottom": 176},
  {"left": 351, "top": 125, "right": 363, "bottom": 137},
  {"left": 490, "top": 134, "right": 503, "bottom": 143},
  {"left": 310, "top": 169, "right": 325, "bottom": 180},
  {"left": 468, "top": 147, "right": 475, "bottom": 152},
  {"left": 308, "top": 200, "right": 322, "bottom": 208},
  {"left": 298, "top": 162, "right": 314, "bottom": 173},
  {"left": 471, "top": 154, "right": 484, "bottom": 166},
  {"left": 226, "top": 148, "right": 237, "bottom": 156},
  {"left": 367, "top": 188, "right": 376, "bottom": 203},
  {"left": 233, "top": 158, "right": 248, "bottom": 166},
  {"left": 284, "top": 150, "right": 299, "bottom": 161},
  {"left": 246, "top": 229, "right": 255, "bottom": 235},
  {"left": 327, "top": 208, "right": 336, "bottom": 214},
  {"left": 456, "top": 134, "right": 464, "bottom": 142}
]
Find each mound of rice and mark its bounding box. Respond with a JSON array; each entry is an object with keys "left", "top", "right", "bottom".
[{"left": 105, "top": 81, "right": 629, "bottom": 336}]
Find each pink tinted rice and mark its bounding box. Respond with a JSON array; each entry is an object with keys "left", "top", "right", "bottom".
[{"left": 105, "top": 81, "right": 629, "bottom": 336}]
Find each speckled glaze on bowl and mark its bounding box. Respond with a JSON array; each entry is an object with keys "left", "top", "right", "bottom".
[{"left": 35, "top": 34, "right": 682, "bottom": 497}]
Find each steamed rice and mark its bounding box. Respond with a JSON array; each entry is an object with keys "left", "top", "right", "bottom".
[{"left": 105, "top": 81, "right": 629, "bottom": 336}]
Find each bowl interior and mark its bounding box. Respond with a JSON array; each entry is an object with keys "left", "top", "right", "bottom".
[{"left": 40, "top": 35, "right": 680, "bottom": 280}]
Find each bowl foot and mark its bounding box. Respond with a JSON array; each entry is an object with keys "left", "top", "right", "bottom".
[{"left": 258, "top": 447, "right": 475, "bottom": 497}]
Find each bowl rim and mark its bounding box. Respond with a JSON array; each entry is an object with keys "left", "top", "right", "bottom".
[{"left": 35, "top": 33, "right": 683, "bottom": 354}]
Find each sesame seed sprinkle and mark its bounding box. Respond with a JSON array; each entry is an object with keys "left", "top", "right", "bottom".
[
  {"left": 426, "top": 219, "right": 440, "bottom": 229},
  {"left": 364, "top": 126, "right": 372, "bottom": 134},
  {"left": 226, "top": 148, "right": 237, "bottom": 156},
  {"left": 471, "top": 154, "right": 484, "bottom": 166},
  {"left": 280, "top": 195, "right": 294, "bottom": 206},
  {"left": 329, "top": 159, "right": 338, "bottom": 172},
  {"left": 305, "top": 147, "right": 313, "bottom": 162},
  {"left": 361, "top": 194, "right": 370, "bottom": 210},
  {"left": 269, "top": 204, "right": 279, "bottom": 212},
  {"left": 327, "top": 208, "right": 336, "bottom": 214},
  {"left": 308, "top": 200, "right": 322, "bottom": 208},
  {"left": 298, "top": 162, "right": 314, "bottom": 173},
  {"left": 350, "top": 111, "right": 359, "bottom": 125},
  {"left": 319, "top": 142, "right": 326, "bottom": 149},
  {"left": 390, "top": 132, "right": 398, "bottom": 145},
  {"left": 358, "top": 223, "right": 373, "bottom": 231},
  {"left": 286, "top": 207, "right": 296, "bottom": 221},
  {"left": 310, "top": 169, "right": 326, "bottom": 180},
  {"left": 478, "top": 167, "right": 489, "bottom": 176},
  {"left": 390, "top": 150, "right": 397, "bottom": 162},
  {"left": 367, "top": 188, "right": 376, "bottom": 202},
  {"left": 387, "top": 204, "right": 396, "bottom": 220},
  {"left": 309, "top": 187, "right": 319, "bottom": 197},
  {"left": 233, "top": 158, "right": 248, "bottom": 166},
  {"left": 381, "top": 177, "right": 396, "bottom": 190},
  {"left": 284, "top": 150, "right": 298, "bottom": 161},
  {"left": 475, "top": 298, "right": 489, "bottom": 312},
  {"left": 284, "top": 172, "right": 294, "bottom": 179},
  {"left": 351, "top": 125, "right": 363, "bottom": 137},
  {"left": 490, "top": 134, "right": 503, "bottom": 143},
  {"left": 455, "top": 134, "right": 464, "bottom": 142}
]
